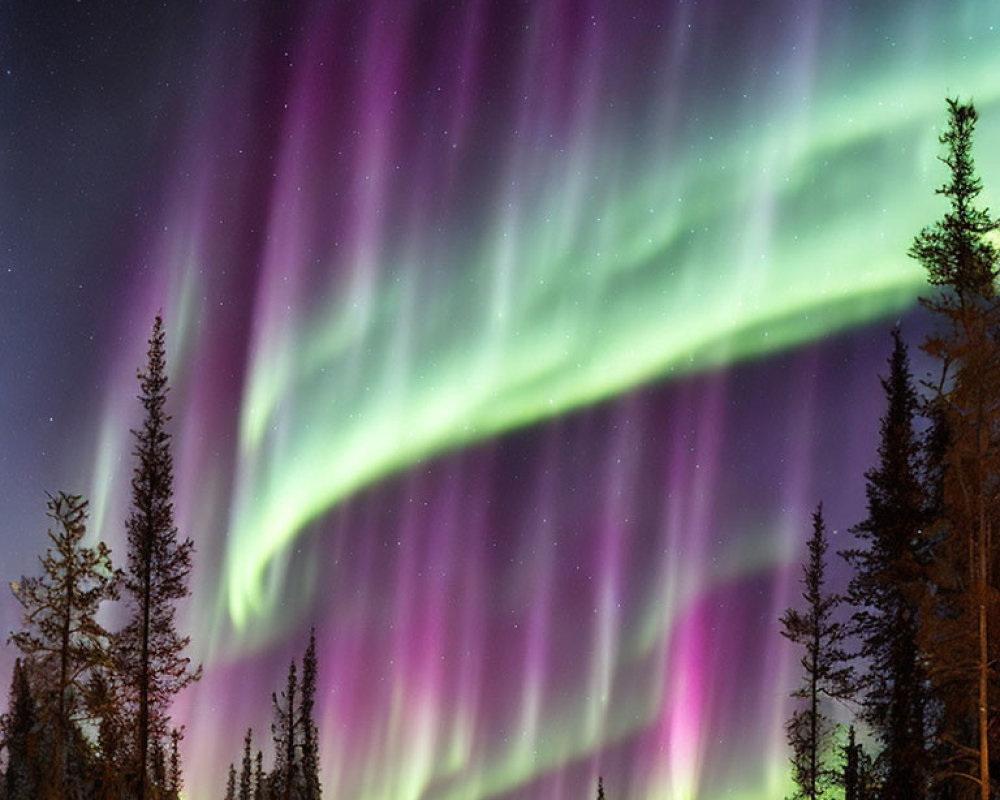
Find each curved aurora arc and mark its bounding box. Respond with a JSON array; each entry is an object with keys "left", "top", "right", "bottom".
[
  {"left": 225, "top": 31, "right": 1000, "bottom": 633},
  {"left": 76, "top": 2, "right": 1000, "bottom": 800}
]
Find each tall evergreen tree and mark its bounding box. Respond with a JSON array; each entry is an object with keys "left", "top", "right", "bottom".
[
  {"left": 168, "top": 727, "right": 183, "bottom": 798},
  {"left": 3, "top": 659, "right": 39, "bottom": 800},
  {"left": 239, "top": 728, "right": 254, "bottom": 800},
  {"left": 781, "top": 504, "right": 852, "bottom": 800},
  {"left": 10, "top": 493, "right": 115, "bottom": 718},
  {"left": 221, "top": 634, "right": 324, "bottom": 800},
  {"left": 224, "top": 763, "right": 236, "bottom": 800},
  {"left": 299, "top": 630, "right": 321, "bottom": 800},
  {"left": 597, "top": 775, "right": 606, "bottom": 800},
  {"left": 116, "top": 315, "right": 201, "bottom": 799},
  {"left": 271, "top": 660, "right": 299, "bottom": 800},
  {"left": 254, "top": 749, "right": 265, "bottom": 800},
  {"left": 9, "top": 491, "right": 116, "bottom": 796},
  {"left": 910, "top": 98, "right": 1000, "bottom": 800},
  {"left": 840, "top": 726, "right": 876, "bottom": 800},
  {"left": 843, "top": 726, "right": 860, "bottom": 800},
  {"left": 841, "top": 330, "right": 929, "bottom": 800}
]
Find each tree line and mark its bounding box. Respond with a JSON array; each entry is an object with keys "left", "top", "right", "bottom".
[
  {"left": 1, "top": 316, "right": 199, "bottom": 800},
  {"left": 0, "top": 317, "right": 324, "bottom": 799},
  {"left": 220, "top": 631, "right": 321, "bottom": 800},
  {"left": 782, "top": 98, "right": 1000, "bottom": 800},
  {"left": 4, "top": 98, "right": 991, "bottom": 800}
]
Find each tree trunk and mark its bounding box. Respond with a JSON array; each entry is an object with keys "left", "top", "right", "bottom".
[
  {"left": 138, "top": 525, "right": 152, "bottom": 800},
  {"left": 978, "top": 516, "right": 990, "bottom": 800}
]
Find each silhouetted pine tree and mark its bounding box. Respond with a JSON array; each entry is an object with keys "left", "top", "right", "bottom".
[
  {"left": 168, "top": 727, "right": 183, "bottom": 798},
  {"left": 224, "top": 763, "right": 236, "bottom": 800},
  {"left": 910, "top": 98, "right": 1000, "bottom": 800},
  {"left": 271, "top": 660, "right": 299, "bottom": 800},
  {"left": 300, "top": 630, "right": 321, "bottom": 800},
  {"left": 87, "top": 666, "right": 128, "bottom": 799},
  {"left": 9, "top": 492, "right": 116, "bottom": 797},
  {"left": 781, "top": 504, "right": 852, "bottom": 800},
  {"left": 843, "top": 726, "right": 860, "bottom": 800},
  {"left": 254, "top": 750, "right": 265, "bottom": 800},
  {"left": 841, "top": 330, "right": 929, "bottom": 800},
  {"left": 840, "top": 725, "right": 878, "bottom": 800},
  {"left": 597, "top": 775, "right": 606, "bottom": 800},
  {"left": 221, "top": 634, "right": 323, "bottom": 799},
  {"left": 3, "top": 659, "right": 39, "bottom": 800},
  {"left": 116, "top": 315, "right": 201, "bottom": 799},
  {"left": 239, "top": 728, "right": 254, "bottom": 800}
]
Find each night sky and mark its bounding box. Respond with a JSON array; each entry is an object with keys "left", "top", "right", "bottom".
[{"left": 1, "top": 2, "right": 999, "bottom": 799}]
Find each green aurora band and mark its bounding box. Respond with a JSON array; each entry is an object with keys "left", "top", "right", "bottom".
[
  {"left": 50, "top": 3, "right": 1000, "bottom": 798},
  {"left": 224, "top": 69, "right": 1000, "bottom": 629}
]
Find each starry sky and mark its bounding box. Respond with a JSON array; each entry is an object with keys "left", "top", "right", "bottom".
[{"left": 1, "top": 2, "right": 999, "bottom": 799}]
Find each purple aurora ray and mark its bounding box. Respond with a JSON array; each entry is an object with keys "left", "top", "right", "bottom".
[{"left": 0, "top": 2, "right": 997, "bottom": 798}]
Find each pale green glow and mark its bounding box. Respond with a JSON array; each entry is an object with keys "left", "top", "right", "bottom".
[
  {"left": 222, "top": 44, "right": 1000, "bottom": 628},
  {"left": 59, "top": 5, "right": 1000, "bottom": 799}
]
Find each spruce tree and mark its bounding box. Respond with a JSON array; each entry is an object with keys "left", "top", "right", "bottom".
[
  {"left": 840, "top": 726, "right": 876, "bottom": 800},
  {"left": 239, "top": 728, "right": 254, "bottom": 800},
  {"left": 116, "top": 314, "right": 201, "bottom": 799},
  {"left": 10, "top": 493, "right": 116, "bottom": 718},
  {"left": 910, "top": 98, "right": 1000, "bottom": 800},
  {"left": 224, "top": 763, "right": 236, "bottom": 800},
  {"left": 168, "top": 727, "right": 183, "bottom": 798},
  {"left": 254, "top": 749, "right": 265, "bottom": 800},
  {"left": 597, "top": 775, "right": 606, "bottom": 800},
  {"left": 9, "top": 491, "right": 116, "bottom": 796},
  {"left": 300, "top": 630, "right": 321, "bottom": 800},
  {"left": 271, "top": 659, "right": 299, "bottom": 800},
  {"left": 87, "top": 666, "right": 127, "bottom": 800},
  {"left": 781, "top": 505, "right": 852, "bottom": 800},
  {"left": 841, "top": 330, "right": 929, "bottom": 800},
  {"left": 842, "top": 726, "right": 859, "bottom": 800},
  {"left": 3, "top": 659, "right": 39, "bottom": 800}
]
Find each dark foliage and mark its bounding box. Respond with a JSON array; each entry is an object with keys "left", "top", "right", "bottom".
[
  {"left": 300, "top": 630, "right": 321, "bottom": 800},
  {"left": 911, "top": 98, "right": 1000, "bottom": 800},
  {"left": 254, "top": 750, "right": 265, "bottom": 800},
  {"left": 3, "top": 659, "right": 39, "bottom": 800},
  {"left": 841, "top": 330, "right": 930, "bottom": 800},
  {"left": 781, "top": 505, "right": 852, "bottom": 800},
  {"left": 239, "top": 728, "right": 254, "bottom": 800},
  {"left": 8, "top": 491, "right": 117, "bottom": 797},
  {"left": 271, "top": 659, "right": 299, "bottom": 800},
  {"left": 116, "top": 315, "right": 201, "bottom": 798},
  {"left": 839, "top": 726, "right": 876, "bottom": 800}
]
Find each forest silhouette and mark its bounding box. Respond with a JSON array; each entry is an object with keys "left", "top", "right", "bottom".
[{"left": 782, "top": 98, "right": 1000, "bottom": 800}]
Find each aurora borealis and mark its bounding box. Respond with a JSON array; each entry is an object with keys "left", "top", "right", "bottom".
[{"left": 3, "top": 1, "right": 1000, "bottom": 799}]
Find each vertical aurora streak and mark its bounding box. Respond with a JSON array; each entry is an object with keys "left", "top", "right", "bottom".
[{"left": 5, "top": 2, "right": 1000, "bottom": 800}]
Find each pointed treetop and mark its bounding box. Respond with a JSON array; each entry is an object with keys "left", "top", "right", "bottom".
[{"left": 910, "top": 97, "right": 999, "bottom": 296}]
